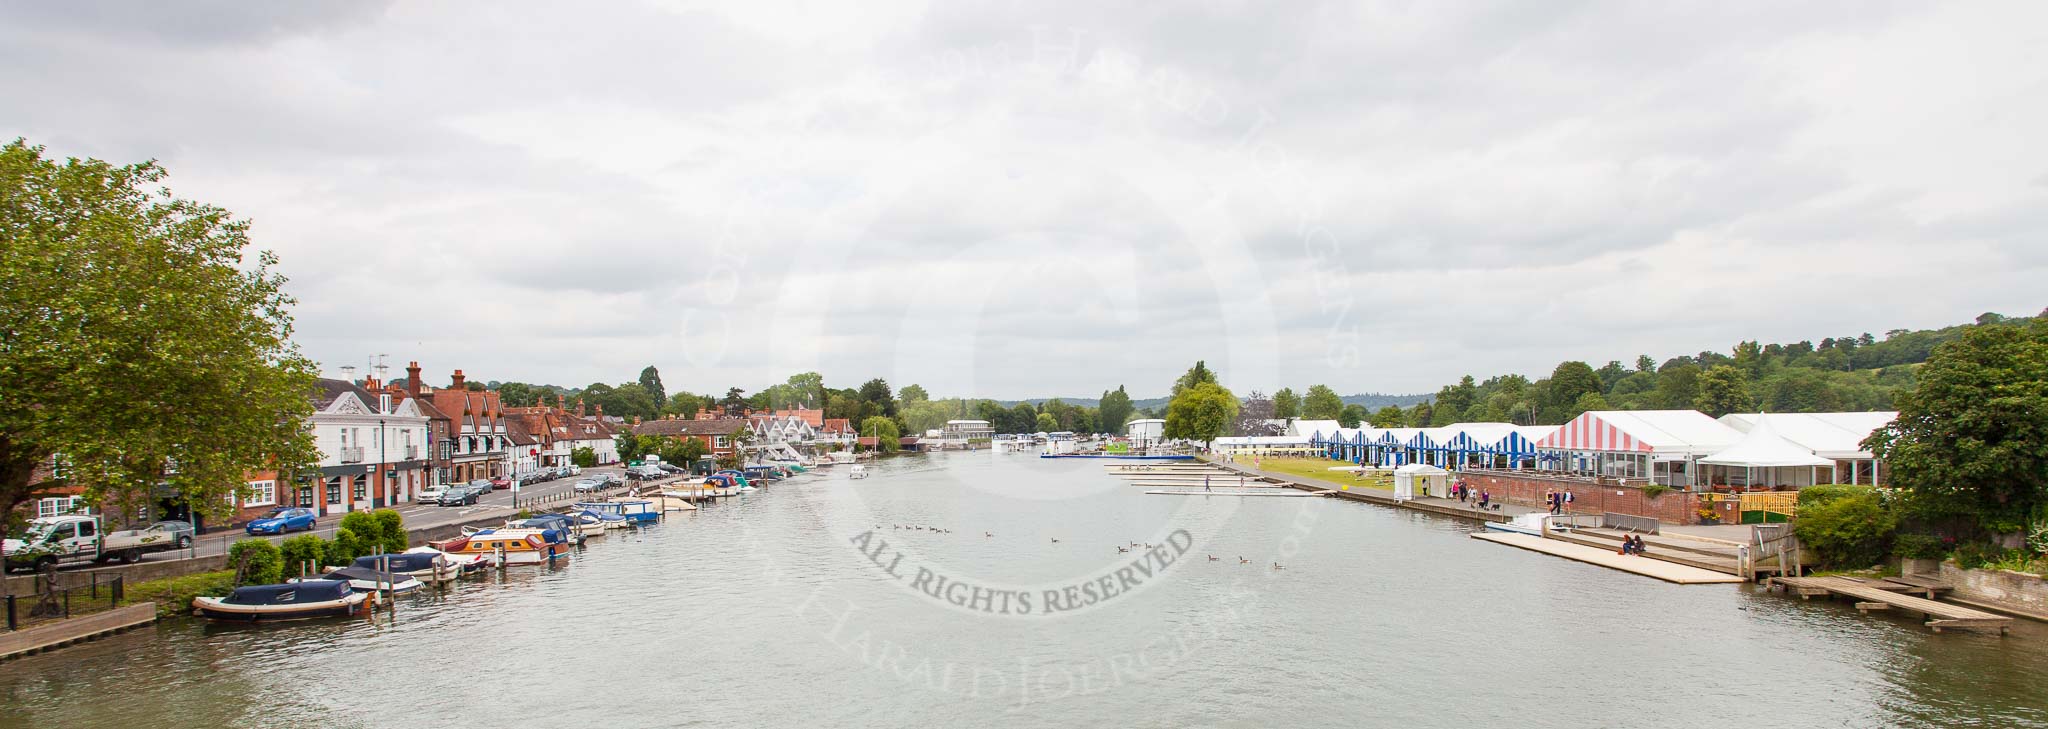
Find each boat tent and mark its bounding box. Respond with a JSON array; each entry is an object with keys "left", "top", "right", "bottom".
[
  {"left": 1433, "top": 423, "right": 1517, "bottom": 468},
  {"left": 1290, "top": 419, "right": 1342, "bottom": 439},
  {"left": 1699, "top": 415, "right": 1836, "bottom": 489},
  {"left": 1391, "top": 463, "right": 1448, "bottom": 501},
  {"left": 1211, "top": 435, "right": 1316, "bottom": 456}
]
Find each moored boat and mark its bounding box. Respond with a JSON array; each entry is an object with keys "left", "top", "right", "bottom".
[
  {"left": 576, "top": 500, "right": 659, "bottom": 524},
  {"left": 439, "top": 528, "right": 571, "bottom": 565},
  {"left": 295, "top": 565, "right": 424, "bottom": 595},
  {"left": 1485, "top": 512, "right": 1549, "bottom": 536},
  {"left": 193, "top": 581, "right": 369, "bottom": 622}
]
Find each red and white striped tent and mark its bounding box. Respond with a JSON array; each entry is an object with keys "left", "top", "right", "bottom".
[{"left": 1533, "top": 410, "right": 1742, "bottom": 485}]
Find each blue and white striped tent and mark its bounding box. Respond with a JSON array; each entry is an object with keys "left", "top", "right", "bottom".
[
  {"left": 1433, "top": 423, "right": 1517, "bottom": 468},
  {"left": 1371, "top": 428, "right": 1423, "bottom": 466}
]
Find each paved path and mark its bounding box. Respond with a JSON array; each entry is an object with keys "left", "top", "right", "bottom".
[{"left": 1472, "top": 532, "right": 1744, "bottom": 584}]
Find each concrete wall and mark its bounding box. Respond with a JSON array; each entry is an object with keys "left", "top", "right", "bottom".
[
  {"left": 1460, "top": 471, "right": 1701, "bottom": 524},
  {"left": 1939, "top": 561, "right": 2048, "bottom": 615}
]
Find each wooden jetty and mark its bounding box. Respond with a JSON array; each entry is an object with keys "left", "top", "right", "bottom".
[
  {"left": 1769, "top": 575, "right": 2011, "bottom": 634},
  {"left": 1471, "top": 532, "right": 1743, "bottom": 584},
  {"left": 0, "top": 603, "right": 158, "bottom": 661}
]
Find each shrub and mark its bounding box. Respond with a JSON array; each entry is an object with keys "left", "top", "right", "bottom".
[
  {"left": 327, "top": 527, "right": 367, "bottom": 565},
  {"left": 372, "top": 509, "right": 407, "bottom": 553},
  {"left": 1794, "top": 491, "right": 1897, "bottom": 569},
  {"left": 1893, "top": 534, "right": 1950, "bottom": 560},
  {"left": 1641, "top": 483, "right": 1671, "bottom": 499},
  {"left": 279, "top": 534, "right": 330, "bottom": 578},
  {"left": 1797, "top": 484, "right": 1879, "bottom": 507},
  {"left": 1954, "top": 542, "right": 2002, "bottom": 571},
  {"left": 338, "top": 511, "right": 378, "bottom": 542},
  {"left": 226, "top": 539, "right": 284, "bottom": 586}
]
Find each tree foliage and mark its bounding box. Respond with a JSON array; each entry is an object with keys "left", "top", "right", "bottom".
[
  {"left": 1272, "top": 387, "right": 1301, "bottom": 420},
  {"left": 860, "top": 416, "right": 901, "bottom": 453},
  {"left": 1165, "top": 381, "right": 1238, "bottom": 445},
  {"left": 1692, "top": 365, "right": 1750, "bottom": 417},
  {"left": 0, "top": 140, "right": 321, "bottom": 527},
  {"left": 638, "top": 366, "right": 665, "bottom": 408},
  {"left": 1302, "top": 384, "right": 1343, "bottom": 420},
  {"left": 1097, "top": 386, "right": 1135, "bottom": 434},
  {"left": 228, "top": 538, "right": 284, "bottom": 586},
  {"left": 1868, "top": 319, "right": 2048, "bottom": 532}
]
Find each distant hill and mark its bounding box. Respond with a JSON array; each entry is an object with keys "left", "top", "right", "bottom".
[{"left": 994, "top": 392, "right": 1430, "bottom": 411}]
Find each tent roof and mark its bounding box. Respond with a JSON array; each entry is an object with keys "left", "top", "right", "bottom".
[
  {"left": 1290, "top": 420, "right": 1341, "bottom": 438},
  {"left": 1394, "top": 463, "right": 1448, "bottom": 474},
  {"left": 1718, "top": 412, "right": 1896, "bottom": 459},
  {"left": 1537, "top": 410, "right": 1740, "bottom": 455},
  {"left": 1212, "top": 436, "right": 1310, "bottom": 445},
  {"left": 1699, "top": 416, "right": 1836, "bottom": 468}
]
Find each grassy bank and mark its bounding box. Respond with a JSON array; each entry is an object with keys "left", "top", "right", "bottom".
[
  {"left": 123, "top": 570, "right": 234, "bottom": 619},
  {"left": 1234, "top": 457, "right": 1393, "bottom": 490}
]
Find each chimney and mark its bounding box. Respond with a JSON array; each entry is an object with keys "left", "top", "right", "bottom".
[
  {"left": 577, "top": 399, "right": 587, "bottom": 417},
  {"left": 451, "top": 369, "right": 466, "bottom": 390},
  {"left": 406, "top": 361, "right": 421, "bottom": 398},
  {"left": 556, "top": 393, "right": 567, "bottom": 411},
  {"left": 632, "top": 416, "right": 643, "bottom": 425},
  {"left": 596, "top": 404, "right": 604, "bottom": 417}
]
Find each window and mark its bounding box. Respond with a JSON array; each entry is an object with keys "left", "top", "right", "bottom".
[
  {"left": 298, "top": 485, "right": 316, "bottom": 508},
  {"left": 245, "top": 480, "right": 278, "bottom": 507},
  {"left": 352, "top": 475, "right": 368, "bottom": 500},
  {"left": 37, "top": 496, "right": 82, "bottom": 518},
  {"left": 714, "top": 436, "right": 730, "bottom": 448},
  {"left": 325, "top": 477, "right": 343, "bottom": 504}
]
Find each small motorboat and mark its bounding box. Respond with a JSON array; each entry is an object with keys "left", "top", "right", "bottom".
[
  {"left": 1484, "top": 512, "right": 1549, "bottom": 536},
  {"left": 404, "top": 545, "right": 487, "bottom": 575},
  {"left": 510, "top": 513, "right": 586, "bottom": 544},
  {"left": 334, "top": 552, "right": 468, "bottom": 584},
  {"left": 193, "top": 580, "right": 369, "bottom": 622},
  {"left": 573, "top": 510, "right": 622, "bottom": 536},
  {"left": 849, "top": 464, "right": 868, "bottom": 479},
  {"left": 576, "top": 500, "right": 659, "bottom": 525},
  {"left": 294, "top": 566, "right": 424, "bottom": 595},
  {"left": 441, "top": 528, "right": 571, "bottom": 565}
]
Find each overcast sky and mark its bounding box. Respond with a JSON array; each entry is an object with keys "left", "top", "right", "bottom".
[{"left": 5, "top": 2, "right": 2043, "bottom": 400}]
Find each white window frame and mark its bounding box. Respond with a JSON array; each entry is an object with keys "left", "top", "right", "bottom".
[
  {"left": 37, "top": 496, "right": 83, "bottom": 518},
  {"left": 714, "top": 436, "right": 731, "bottom": 448},
  {"left": 244, "top": 479, "right": 278, "bottom": 507}
]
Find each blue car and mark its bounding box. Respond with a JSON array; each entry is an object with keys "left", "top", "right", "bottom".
[{"left": 245, "top": 507, "right": 317, "bottom": 535}]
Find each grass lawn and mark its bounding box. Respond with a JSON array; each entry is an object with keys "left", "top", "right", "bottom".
[
  {"left": 124, "top": 570, "right": 234, "bottom": 618},
  {"left": 1235, "top": 457, "right": 1393, "bottom": 490}
]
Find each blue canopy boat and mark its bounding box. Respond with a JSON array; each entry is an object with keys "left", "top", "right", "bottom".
[
  {"left": 574, "top": 500, "right": 659, "bottom": 524},
  {"left": 192, "top": 580, "right": 368, "bottom": 622}
]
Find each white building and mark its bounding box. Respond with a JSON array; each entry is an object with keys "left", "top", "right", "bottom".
[
  {"left": 941, "top": 419, "right": 994, "bottom": 441},
  {"left": 296, "top": 379, "right": 431, "bottom": 515},
  {"left": 1126, "top": 418, "right": 1166, "bottom": 450},
  {"left": 1717, "top": 412, "right": 1898, "bottom": 485}
]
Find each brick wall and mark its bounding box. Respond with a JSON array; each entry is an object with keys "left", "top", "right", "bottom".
[{"left": 1459, "top": 470, "right": 1701, "bottom": 525}]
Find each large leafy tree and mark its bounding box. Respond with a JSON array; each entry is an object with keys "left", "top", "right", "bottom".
[
  {"left": 1539, "top": 361, "right": 1602, "bottom": 422},
  {"left": 1271, "top": 387, "right": 1300, "bottom": 420},
  {"left": 1, "top": 140, "right": 319, "bottom": 525},
  {"left": 1171, "top": 361, "right": 1217, "bottom": 399},
  {"left": 1097, "top": 385, "right": 1135, "bottom": 433},
  {"left": 858, "top": 378, "right": 896, "bottom": 417},
  {"left": 1867, "top": 319, "right": 2048, "bottom": 531},
  {"left": 1164, "top": 382, "right": 1239, "bottom": 446},
  {"left": 898, "top": 384, "right": 929, "bottom": 403},
  {"left": 1369, "top": 405, "right": 1406, "bottom": 428},
  {"left": 1302, "top": 384, "right": 1343, "bottom": 420},
  {"left": 860, "top": 416, "right": 901, "bottom": 453}
]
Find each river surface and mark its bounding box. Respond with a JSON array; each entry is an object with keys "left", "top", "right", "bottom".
[{"left": 4, "top": 453, "right": 2045, "bottom": 728}]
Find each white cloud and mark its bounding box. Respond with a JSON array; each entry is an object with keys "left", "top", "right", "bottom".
[{"left": 4, "top": 0, "right": 2043, "bottom": 398}]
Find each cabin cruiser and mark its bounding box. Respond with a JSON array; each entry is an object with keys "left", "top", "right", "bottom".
[
  {"left": 575, "top": 500, "right": 659, "bottom": 525},
  {"left": 193, "top": 581, "right": 369, "bottom": 622},
  {"left": 327, "top": 552, "right": 470, "bottom": 584},
  {"left": 403, "top": 545, "right": 488, "bottom": 575},
  {"left": 435, "top": 528, "right": 571, "bottom": 565},
  {"left": 849, "top": 464, "right": 868, "bottom": 479},
  {"left": 293, "top": 565, "right": 424, "bottom": 595}
]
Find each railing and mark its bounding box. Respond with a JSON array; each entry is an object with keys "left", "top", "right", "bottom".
[
  {"left": 1740, "top": 492, "right": 1798, "bottom": 520},
  {"left": 4, "top": 575, "right": 125, "bottom": 632},
  {"left": 1601, "top": 512, "right": 1661, "bottom": 534},
  {"left": 338, "top": 447, "right": 365, "bottom": 464}
]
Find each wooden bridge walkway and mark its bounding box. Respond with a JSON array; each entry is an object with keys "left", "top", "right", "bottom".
[{"left": 1770, "top": 575, "right": 2010, "bottom": 634}]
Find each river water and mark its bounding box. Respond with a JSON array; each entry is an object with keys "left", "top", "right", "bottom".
[{"left": 4, "top": 453, "right": 2045, "bottom": 728}]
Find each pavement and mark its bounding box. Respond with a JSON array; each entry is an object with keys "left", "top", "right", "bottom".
[{"left": 46, "top": 465, "right": 707, "bottom": 573}]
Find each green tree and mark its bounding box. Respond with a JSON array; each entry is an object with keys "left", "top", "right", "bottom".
[
  {"left": 678, "top": 436, "right": 709, "bottom": 466},
  {"left": 1171, "top": 361, "right": 1218, "bottom": 399},
  {"left": 1098, "top": 386, "right": 1135, "bottom": 433},
  {"left": 1692, "top": 365, "right": 1750, "bottom": 417},
  {"left": 861, "top": 416, "right": 901, "bottom": 453},
  {"left": 1571, "top": 392, "right": 1610, "bottom": 418},
  {"left": 1653, "top": 362, "right": 1701, "bottom": 409},
  {"left": 495, "top": 382, "right": 541, "bottom": 408},
  {"left": 1405, "top": 402, "right": 1433, "bottom": 427},
  {"left": 1369, "top": 406, "right": 1405, "bottom": 428},
  {"left": 1035, "top": 412, "right": 1060, "bottom": 432},
  {"left": 899, "top": 384, "right": 930, "bottom": 403},
  {"left": 1272, "top": 388, "right": 1301, "bottom": 420},
  {"left": 327, "top": 527, "right": 367, "bottom": 565},
  {"left": 1338, "top": 403, "right": 1368, "bottom": 428},
  {"left": 0, "top": 140, "right": 320, "bottom": 527},
  {"left": 721, "top": 387, "right": 750, "bottom": 417},
  {"left": 1539, "top": 361, "right": 1602, "bottom": 423},
  {"left": 1164, "top": 382, "right": 1238, "bottom": 446},
  {"left": 1794, "top": 490, "right": 1898, "bottom": 568},
  {"left": 858, "top": 379, "right": 896, "bottom": 417},
  {"left": 638, "top": 366, "right": 665, "bottom": 407},
  {"left": 572, "top": 446, "right": 597, "bottom": 468},
  {"left": 1867, "top": 319, "right": 2048, "bottom": 531},
  {"left": 1302, "top": 385, "right": 1344, "bottom": 420},
  {"left": 227, "top": 539, "right": 283, "bottom": 586}
]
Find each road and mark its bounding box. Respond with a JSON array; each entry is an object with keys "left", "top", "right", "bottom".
[{"left": 35, "top": 465, "right": 704, "bottom": 574}]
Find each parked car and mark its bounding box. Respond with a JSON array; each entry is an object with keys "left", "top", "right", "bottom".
[
  {"left": 657, "top": 463, "right": 685, "bottom": 474},
  {"left": 439, "top": 484, "right": 482, "bottom": 506},
  {"left": 572, "top": 479, "right": 602, "bottom": 493},
  {"left": 417, "top": 484, "right": 449, "bottom": 504},
  {"left": 489, "top": 475, "right": 512, "bottom": 490},
  {"left": 245, "top": 507, "right": 317, "bottom": 535},
  {"left": 149, "top": 520, "right": 197, "bottom": 549}
]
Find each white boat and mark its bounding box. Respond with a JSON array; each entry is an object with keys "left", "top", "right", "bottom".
[
  {"left": 1485, "top": 512, "right": 1549, "bottom": 536},
  {"left": 292, "top": 566, "right": 424, "bottom": 595},
  {"left": 404, "top": 545, "right": 488, "bottom": 574},
  {"left": 828, "top": 451, "right": 858, "bottom": 465},
  {"left": 849, "top": 464, "right": 868, "bottom": 480}
]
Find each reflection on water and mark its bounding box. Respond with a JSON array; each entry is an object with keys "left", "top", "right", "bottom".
[{"left": 4, "top": 453, "right": 2045, "bottom": 729}]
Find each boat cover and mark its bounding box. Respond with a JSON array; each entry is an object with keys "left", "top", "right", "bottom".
[
  {"left": 351, "top": 553, "right": 440, "bottom": 572},
  {"left": 223, "top": 580, "right": 353, "bottom": 605}
]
